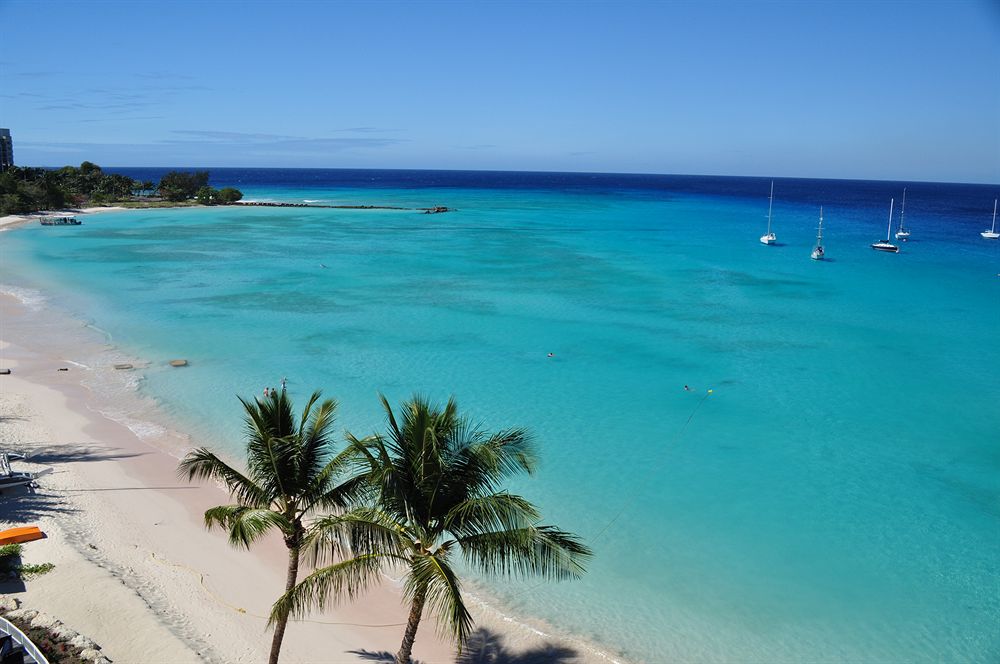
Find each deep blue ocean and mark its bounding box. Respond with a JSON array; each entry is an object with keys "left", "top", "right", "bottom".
[{"left": 3, "top": 168, "right": 999, "bottom": 662}]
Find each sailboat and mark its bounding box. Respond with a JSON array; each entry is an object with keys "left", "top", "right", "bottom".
[
  {"left": 872, "top": 198, "right": 900, "bottom": 253},
  {"left": 760, "top": 181, "right": 776, "bottom": 245},
  {"left": 982, "top": 199, "right": 999, "bottom": 239},
  {"left": 895, "top": 188, "right": 910, "bottom": 240},
  {"left": 811, "top": 207, "right": 825, "bottom": 260}
]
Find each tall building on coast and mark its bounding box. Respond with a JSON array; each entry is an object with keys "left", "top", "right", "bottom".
[{"left": 0, "top": 129, "right": 12, "bottom": 171}]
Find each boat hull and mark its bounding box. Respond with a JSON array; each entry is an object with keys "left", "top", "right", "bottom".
[
  {"left": 760, "top": 233, "right": 776, "bottom": 245},
  {"left": 981, "top": 231, "right": 999, "bottom": 239},
  {"left": 871, "top": 242, "right": 899, "bottom": 253}
]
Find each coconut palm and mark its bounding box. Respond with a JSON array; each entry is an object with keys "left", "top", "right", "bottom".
[
  {"left": 273, "top": 395, "right": 592, "bottom": 664},
  {"left": 179, "top": 389, "right": 359, "bottom": 664}
]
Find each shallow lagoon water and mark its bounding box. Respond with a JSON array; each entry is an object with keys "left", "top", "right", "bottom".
[{"left": 3, "top": 171, "right": 998, "bottom": 662}]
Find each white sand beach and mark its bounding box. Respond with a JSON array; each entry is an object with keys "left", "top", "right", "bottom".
[{"left": 0, "top": 240, "right": 620, "bottom": 664}]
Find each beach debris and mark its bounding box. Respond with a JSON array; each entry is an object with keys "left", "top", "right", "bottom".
[
  {"left": 169, "top": 359, "right": 188, "bottom": 367},
  {"left": 113, "top": 363, "right": 133, "bottom": 370},
  {"left": 0, "top": 369, "right": 10, "bottom": 375},
  {"left": 57, "top": 367, "right": 69, "bottom": 371}
]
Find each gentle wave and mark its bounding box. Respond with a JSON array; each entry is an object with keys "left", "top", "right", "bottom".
[{"left": 0, "top": 284, "right": 47, "bottom": 311}]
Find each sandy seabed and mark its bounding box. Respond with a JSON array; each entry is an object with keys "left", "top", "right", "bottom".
[{"left": 0, "top": 208, "right": 622, "bottom": 664}]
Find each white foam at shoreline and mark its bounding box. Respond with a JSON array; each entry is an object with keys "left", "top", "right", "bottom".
[{"left": 0, "top": 284, "right": 47, "bottom": 311}]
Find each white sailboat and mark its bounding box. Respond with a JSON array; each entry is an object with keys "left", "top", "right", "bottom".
[
  {"left": 760, "top": 180, "right": 776, "bottom": 245},
  {"left": 872, "top": 198, "right": 900, "bottom": 253},
  {"left": 982, "top": 199, "right": 999, "bottom": 239},
  {"left": 895, "top": 188, "right": 910, "bottom": 240},
  {"left": 811, "top": 207, "right": 825, "bottom": 260}
]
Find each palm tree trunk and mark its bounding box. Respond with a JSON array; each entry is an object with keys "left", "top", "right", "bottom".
[
  {"left": 395, "top": 583, "right": 428, "bottom": 664},
  {"left": 268, "top": 544, "right": 300, "bottom": 664}
]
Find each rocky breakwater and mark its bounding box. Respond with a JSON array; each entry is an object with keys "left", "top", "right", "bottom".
[{"left": 0, "top": 597, "right": 112, "bottom": 664}]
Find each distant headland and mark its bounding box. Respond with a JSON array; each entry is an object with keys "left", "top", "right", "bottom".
[{"left": 0, "top": 162, "right": 451, "bottom": 215}]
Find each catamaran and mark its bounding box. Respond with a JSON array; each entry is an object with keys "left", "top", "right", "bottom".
[
  {"left": 982, "top": 199, "right": 999, "bottom": 239},
  {"left": 895, "top": 188, "right": 910, "bottom": 240},
  {"left": 872, "top": 199, "right": 900, "bottom": 253},
  {"left": 760, "top": 181, "right": 776, "bottom": 245},
  {"left": 811, "top": 207, "right": 825, "bottom": 260}
]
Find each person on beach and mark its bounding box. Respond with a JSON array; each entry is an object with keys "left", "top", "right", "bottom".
[{"left": 263, "top": 387, "right": 270, "bottom": 397}]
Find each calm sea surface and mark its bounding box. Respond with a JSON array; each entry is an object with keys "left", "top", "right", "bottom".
[{"left": 3, "top": 169, "right": 998, "bottom": 662}]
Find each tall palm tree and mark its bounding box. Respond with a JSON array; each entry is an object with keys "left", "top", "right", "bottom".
[
  {"left": 179, "top": 389, "right": 359, "bottom": 664},
  {"left": 274, "top": 395, "right": 592, "bottom": 664}
]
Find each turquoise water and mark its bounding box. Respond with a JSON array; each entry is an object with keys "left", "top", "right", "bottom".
[{"left": 3, "top": 174, "right": 999, "bottom": 662}]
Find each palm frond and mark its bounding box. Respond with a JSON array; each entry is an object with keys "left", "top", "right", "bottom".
[
  {"left": 296, "top": 394, "right": 337, "bottom": 488},
  {"left": 303, "top": 508, "right": 409, "bottom": 567},
  {"left": 406, "top": 552, "right": 473, "bottom": 647},
  {"left": 457, "top": 525, "right": 592, "bottom": 580},
  {"left": 177, "top": 448, "right": 268, "bottom": 507},
  {"left": 204, "top": 505, "right": 291, "bottom": 548},
  {"left": 443, "top": 493, "right": 540, "bottom": 537},
  {"left": 270, "top": 553, "right": 390, "bottom": 625},
  {"left": 299, "top": 443, "right": 365, "bottom": 514}
]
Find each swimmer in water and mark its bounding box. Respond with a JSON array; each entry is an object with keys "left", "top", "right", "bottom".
[
  {"left": 547, "top": 352, "right": 554, "bottom": 358},
  {"left": 683, "top": 385, "right": 690, "bottom": 391}
]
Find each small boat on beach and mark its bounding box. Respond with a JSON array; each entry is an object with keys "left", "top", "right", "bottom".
[
  {"left": 39, "top": 215, "right": 81, "bottom": 226},
  {"left": 872, "top": 199, "right": 900, "bottom": 253},
  {"left": 982, "top": 199, "right": 999, "bottom": 239},
  {"left": 811, "top": 207, "right": 825, "bottom": 260},
  {"left": 895, "top": 188, "right": 910, "bottom": 240},
  {"left": 760, "top": 181, "right": 777, "bottom": 245}
]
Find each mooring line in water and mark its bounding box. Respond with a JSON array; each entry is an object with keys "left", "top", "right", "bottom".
[
  {"left": 505, "top": 388, "right": 713, "bottom": 602},
  {"left": 589, "top": 388, "right": 713, "bottom": 543}
]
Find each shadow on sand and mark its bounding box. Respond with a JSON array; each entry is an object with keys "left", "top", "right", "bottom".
[
  {"left": 0, "top": 484, "right": 75, "bottom": 532},
  {"left": 349, "top": 626, "right": 579, "bottom": 664},
  {"left": 0, "top": 443, "right": 145, "bottom": 521},
  {"left": 12, "top": 443, "right": 144, "bottom": 466}
]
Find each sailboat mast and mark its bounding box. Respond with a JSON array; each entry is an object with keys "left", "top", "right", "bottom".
[
  {"left": 766, "top": 180, "right": 774, "bottom": 233},
  {"left": 899, "top": 188, "right": 906, "bottom": 230},
  {"left": 993, "top": 199, "right": 998, "bottom": 233},
  {"left": 818, "top": 207, "right": 823, "bottom": 244},
  {"left": 886, "top": 198, "right": 894, "bottom": 241}
]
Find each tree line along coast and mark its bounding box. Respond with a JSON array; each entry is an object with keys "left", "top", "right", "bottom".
[{"left": 0, "top": 161, "right": 243, "bottom": 215}]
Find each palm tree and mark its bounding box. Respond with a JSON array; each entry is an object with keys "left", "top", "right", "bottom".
[
  {"left": 274, "top": 395, "right": 592, "bottom": 664},
  {"left": 179, "top": 389, "right": 359, "bottom": 664}
]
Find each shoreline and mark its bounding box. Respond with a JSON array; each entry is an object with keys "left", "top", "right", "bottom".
[
  {"left": 0, "top": 208, "right": 623, "bottom": 663},
  {"left": 0, "top": 207, "right": 129, "bottom": 232}
]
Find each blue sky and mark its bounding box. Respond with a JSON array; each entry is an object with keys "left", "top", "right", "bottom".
[{"left": 1, "top": 0, "right": 997, "bottom": 183}]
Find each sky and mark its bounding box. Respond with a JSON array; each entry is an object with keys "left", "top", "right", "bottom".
[{"left": 1, "top": 0, "right": 998, "bottom": 183}]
